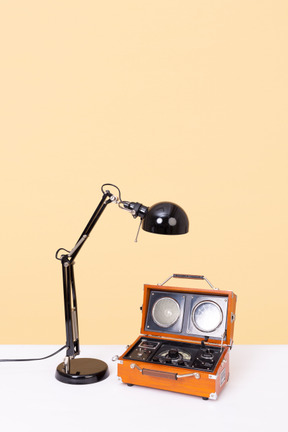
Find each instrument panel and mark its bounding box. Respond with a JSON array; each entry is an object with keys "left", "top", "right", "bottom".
[{"left": 124, "top": 337, "right": 222, "bottom": 372}]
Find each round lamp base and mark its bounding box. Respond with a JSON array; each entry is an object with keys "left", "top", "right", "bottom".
[{"left": 55, "top": 358, "right": 109, "bottom": 385}]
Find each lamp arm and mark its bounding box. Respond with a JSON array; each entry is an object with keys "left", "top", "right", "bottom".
[
  {"left": 58, "top": 191, "right": 115, "bottom": 360},
  {"left": 61, "top": 255, "right": 79, "bottom": 358},
  {"left": 69, "top": 191, "right": 114, "bottom": 262}
]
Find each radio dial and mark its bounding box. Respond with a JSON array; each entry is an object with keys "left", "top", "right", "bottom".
[{"left": 168, "top": 349, "right": 179, "bottom": 359}]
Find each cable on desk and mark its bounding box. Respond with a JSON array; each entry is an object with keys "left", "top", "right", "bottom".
[{"left": 0, "top": 345, "right": 67, "bottom": 362}]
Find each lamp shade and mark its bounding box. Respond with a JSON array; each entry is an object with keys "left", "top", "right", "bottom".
[{"left": 142, "top": 202, "right": 189, "bottom": 235}]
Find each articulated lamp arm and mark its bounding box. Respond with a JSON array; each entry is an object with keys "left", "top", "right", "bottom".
[{"left": 55, "top": 189, "right": 116, "bottom": 360}]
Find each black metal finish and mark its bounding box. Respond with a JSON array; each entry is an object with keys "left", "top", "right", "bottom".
[
  {"left": 69, "top": 193, "right": 112, "bottom": 262},
  {"left": 56, "top": 358, "right": 108, "bottom": 385},
  {"left": 173, "top": 274, "right": 204, "bottom": 280},
  {"left": 142, "top": 202, "right": 189, "bottom": 235},
  {"left": 61, "top": 256, "right": 79, "bottom": 358},
  {"left": 124, "top": 202, "right": 149, "bottom": 219},
  {"left": 56, "top": 191, "right": 113, "bottom": 382}
]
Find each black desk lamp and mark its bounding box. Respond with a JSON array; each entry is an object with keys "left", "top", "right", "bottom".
[{"left": 55, "top": 183, "right": 189, "bottom": 384}]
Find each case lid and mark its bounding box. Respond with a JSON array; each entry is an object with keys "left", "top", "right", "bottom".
[{"left": 140, "top": 282, "right": 236, "bottom": 347}]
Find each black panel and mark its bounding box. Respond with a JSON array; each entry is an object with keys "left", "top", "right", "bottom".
[
  {"left": 124, "top": 337, "right": 222, "bottom": 373},
  {"left": 145, "top": 291, "right": 186, "bottom": 334},
  {"left": 145, "top": 290, "right": 228, "bottom": 340}
]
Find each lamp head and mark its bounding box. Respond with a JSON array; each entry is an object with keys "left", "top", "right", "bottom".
[
  {"left": 101, "top": 183, "right": 189, "bottom": 237},
  {"left": 122, "top": 200, "right": 189, "bottom": 235},
  {"left": 142, "top": 202, "right": 189, "bottom": 235}
]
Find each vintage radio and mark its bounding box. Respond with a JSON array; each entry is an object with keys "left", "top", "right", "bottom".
[{"left": 115, "top": 274, "right": 237, "bottom": 400}]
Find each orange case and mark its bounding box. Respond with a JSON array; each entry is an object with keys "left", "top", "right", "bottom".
[{"left": 117, "top": 277, "right": 237, "bottom": 400}]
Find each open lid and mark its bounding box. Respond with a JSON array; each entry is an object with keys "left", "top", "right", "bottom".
[{"left": 140, "top": 275, "right": 237, "bottom": 347}]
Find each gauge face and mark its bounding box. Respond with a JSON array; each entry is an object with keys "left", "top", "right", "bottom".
[
  {"left": 159, "top": 349, "right": 191, "bottom": 361},
  {"left": 192, "top": 301, "right": 223, "bottom": 333},
  {"left": 152, "top": 297, "right": 180, "bottom": 328}
]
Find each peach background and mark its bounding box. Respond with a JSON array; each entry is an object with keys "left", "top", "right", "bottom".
[{"left": 0, "top": 1, "right": 287, "bottom": 345}]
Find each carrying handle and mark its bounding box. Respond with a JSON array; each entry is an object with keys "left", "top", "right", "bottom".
[
  {"left": 158, "top": 274, "right": 218, "bottom": 290},
  {"left": 130, "top": 363, "right": 200, "bottom": 380}
]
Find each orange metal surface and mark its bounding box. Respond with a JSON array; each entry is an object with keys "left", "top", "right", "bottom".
[
  {"left": 118, "top": 336, "right": 230, "bottom": 399},
  {"left": 118, "top": 282, "right": 236, "bottom": 399}
]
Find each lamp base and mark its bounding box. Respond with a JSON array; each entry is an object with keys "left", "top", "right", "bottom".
[{"left": 55, "top": 358, "right": 109, "bottom": 384}]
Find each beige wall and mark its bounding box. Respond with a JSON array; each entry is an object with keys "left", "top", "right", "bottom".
[{"left": 0, "top": 1, "right": 287, "bottom": 345}]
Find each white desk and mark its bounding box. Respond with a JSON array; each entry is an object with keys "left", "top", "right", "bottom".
[{"left": 0, "top": 345, "right": 286, "bottom": 432}]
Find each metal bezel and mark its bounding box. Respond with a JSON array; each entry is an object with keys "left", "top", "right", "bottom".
[
  {"left": 192, "top": 300, "right": 223, "bottom": 333},
  {"left": 145, "top": 291, "right": 186, "bottom": 334},
  {"left": 186, "top": 294, "right": 228, "bottom": 339},
  {"left": 138, "top": 340, "right": 160, "bottom": 350},
  {"left": 151, "top": 297, "right": 181, "bottom": 328}
]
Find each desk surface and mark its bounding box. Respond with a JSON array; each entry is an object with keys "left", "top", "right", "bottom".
[{"left": 0, "top": 345, "right": 287, "bottom": 432}]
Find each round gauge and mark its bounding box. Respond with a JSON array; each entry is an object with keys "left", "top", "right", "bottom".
[
  {"left": 159, "top": 349, "right": 191, "bottom": 361},
  {"left": 152, "top": 297, "right": 180, "bottom": 328},
  {"left": 192, "top": 300, "right": 223, "bottom": 333}
]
